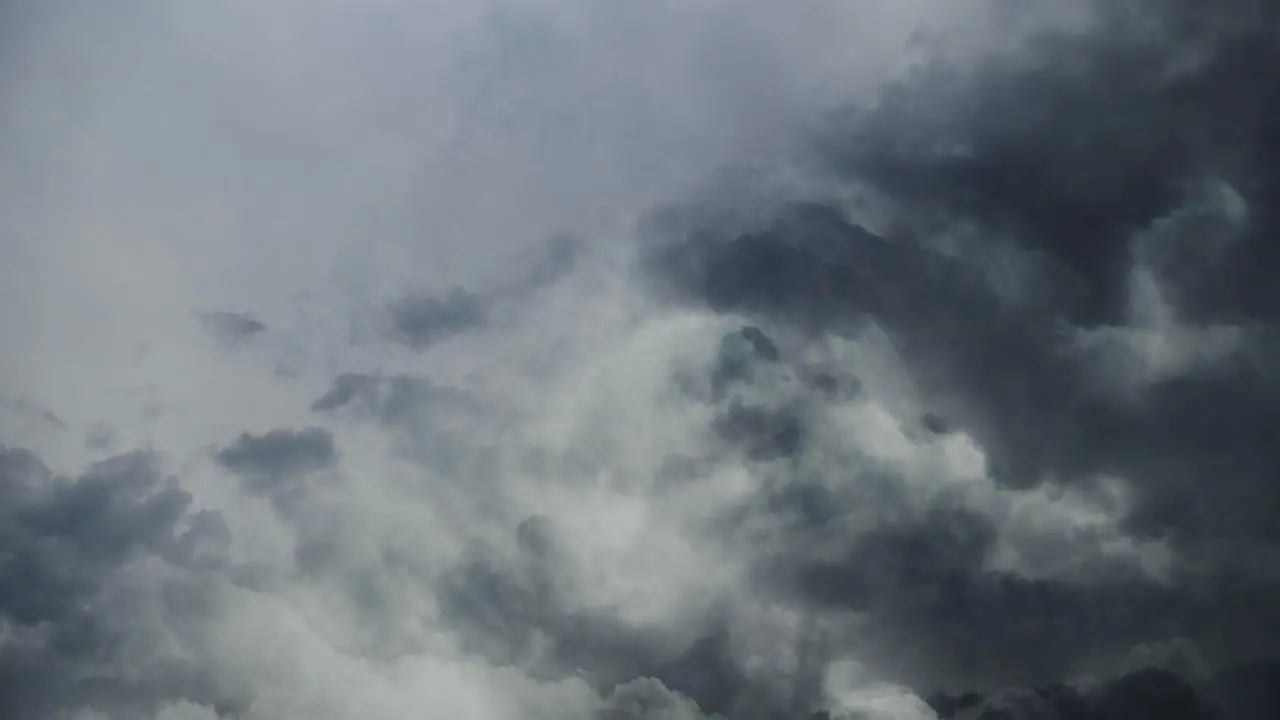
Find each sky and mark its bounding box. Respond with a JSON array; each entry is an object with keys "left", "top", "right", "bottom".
[{"left": 2, "top": 1, "right": 1279, "bottom": 719}]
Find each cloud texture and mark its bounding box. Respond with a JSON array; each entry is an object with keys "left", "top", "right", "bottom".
[{"left": 3, "top": 1, "right": 1280, "bottom": 718}]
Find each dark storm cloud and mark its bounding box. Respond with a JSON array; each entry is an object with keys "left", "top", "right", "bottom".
[
  {"left": 646, "top": 3, "right": 1280, "bottom": 547},
  {"left": 637, "top": 1, "right": 1280, "bottom": 710},
  {"left": 0, "top": 444, "right": 238, "bottom": 719},
  {"left": 756, "top": 499, "right": 1280, "bottom": 691},
  {"left": 200, "top": 311, "right": 267, "bottom": 345},
  {"left": 387, "top": 288, "right": 488, "bottom": 350},
  {"left": 927, "top": 660, "right": 1280, "bottom": 720}
]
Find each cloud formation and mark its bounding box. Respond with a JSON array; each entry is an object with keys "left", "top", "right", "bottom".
[
  {"left": 3, "top": 0, "right": 1280, "bottom": 719},
  {"left": 200, "top": 312, "right": 267, "bottom": 347}
]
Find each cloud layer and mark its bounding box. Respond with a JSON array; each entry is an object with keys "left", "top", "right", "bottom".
[{"left": 3, "top": 1, "right": 1280, "bottom": 719}]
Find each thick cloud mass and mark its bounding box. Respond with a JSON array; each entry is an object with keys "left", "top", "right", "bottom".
[{"left": 4, "top": 1, "right": 1280, "bottom": 719}]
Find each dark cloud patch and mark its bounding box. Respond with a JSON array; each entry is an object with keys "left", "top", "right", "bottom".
[
  {"left": 928, "top": 659, "right": 1280, "bottom": 720},
  {"left": 200, "top": 311, "right": 267, "bottom": 346},
  {"left": 622, "top": 7, "right": 1280, "bottom": 714},
  {"left": 643, "top": 0, "right": 1280, "bottom": 591},
  {"left": 216, "top": 427, "right": 337, "bottom": 479},
  {"left": 0, "top": 444, "right": 237, "bottom": 719},
  {"left": 744, "top": 485, "right": 1280, "bottom": 692},
  {"left": 709, "top": 325, "right": 782, "bottom": 400},
  {"left": 215, "top": 427, "right": 337, "bottom": 507},
  {"left": 711, "top": 399, "right": 805, "bottom": 462},
  {"left": 825, "top": 2, "right": 1280, "bottom": 330},
  {"left": 919, "top": 412, "right": 951, "bottom": 435},
  {"left": 803, "top": 369, "right": 862, "bottom": 402},
  {"left": 644, "top": 201, "right": 894, "bottom": 334},
  {"left": 311, "top": 372, "right": 383, "bottom": 414},
  {"left": 1214, "top": 657, "right": 1280, "bottom": 720},
  {"left": 783, "top": 506, "right": 997, "bottom": 615},
  {"left": 645, "top": 195, "right": 1104, "bottom": 493},
  {"left": 387, "top": 288, "right": 487, "bottom": 350}
]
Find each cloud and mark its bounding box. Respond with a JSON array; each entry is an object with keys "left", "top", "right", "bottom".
[
  {"left": 598, "top": 678, "right": 718, "bottom": 720},
  {"left": 214, "top": 428, "right": 337, "bottom": 513},
  {"left": 215, "top": 427, "right": 338, "bottom": 479},
  {"left": 4, "top": 0, "right": 1280, "bottom": 719},
  {"left": 0, "top": 445, "right": 236, "bottom": 720},
  {"left": 200, "top": 312, "right": 267, "bottom": 347},
  {"left": 644, "top": 0, "right": 1280, "bottom": 551},
  {"left": 387, "top": 289, "right": 488, "bottom": 351},
  {"left": 634, "top": 0, "right": 1280, "bottom": 696},
  {"left": 310, "top": 373, "right": 383, "bottom": 414},
  {"left": 926, "top": 663, "right": 1273, "bottom": 720}
]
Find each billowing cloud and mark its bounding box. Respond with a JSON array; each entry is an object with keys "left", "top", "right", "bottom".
[{"left": 4, "top": 0, "right": 1280, "bottom": 719}]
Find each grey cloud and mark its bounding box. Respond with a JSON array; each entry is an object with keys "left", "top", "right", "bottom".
[
  {"left": 310, "top": 372, "right": 478, "bottom": 432},
  {"left": 669, "top": 308, "right": 1280, "bottom": 693},
  {"left": 598, "top": 678, "right": 719, "bottom": 720},
  {"left": 85, "top": 422, "right": 118, "bottom": 450},
  {"left": 3, "top": 396, "right": 66, "bottom": 430},
  {"left": 8, "top": 0, "right": 1280, "bottom": 718},
  {"left": 307, "top": 5, "right": 1280, "bottom": 715},
  {"left": 215, "top": 427, "right": 337, "bottom": 480},
  {"left": 517, "top": 233, "right": 584, "bottom": 294},
  {"left": 711, "top": 399, "right": 805, "bottom": 462},
  {"left": 431, "top": 513, "right": 839, "bottom": 719},
  {"left": 0, "top": 445, "right": 237, "bottom": 720},
  {"left": 709, "top": 325, "right": 782, "bottom": 400},
  {"left": 387, "top": 288, "right": 487, "bottom": 350},
  {"left": 200, "top": 311, "right": 267, "bottom": 346},
  {"left": 215, "top": 428, "right": 337, "bottom": 512},
  {"left": 0, "top": 449, "right": 194, "bottom": 624},
  {"left": 382, "top": 235, "right": 585, "bottom": 351},
  {"left": 310, "top": 373, "right": 383, "bottom": 414},
  {"left": 643, "top": 0, "right": 1280, "bottom": 581},
  {"left": 927, "top": 660, "right": 1280, "bottom": 720},
  {"left": 632, "top": 3, "right": 1280, "bottom": 701}
]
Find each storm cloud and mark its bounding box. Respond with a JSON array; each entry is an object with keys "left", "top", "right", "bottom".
[{"left": 4, "top": 0, "right": 1280, "bottom": 719}]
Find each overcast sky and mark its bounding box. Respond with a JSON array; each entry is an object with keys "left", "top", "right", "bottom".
[{"left": 2, "top": 2, "right": 1279, "bottom": 719}]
